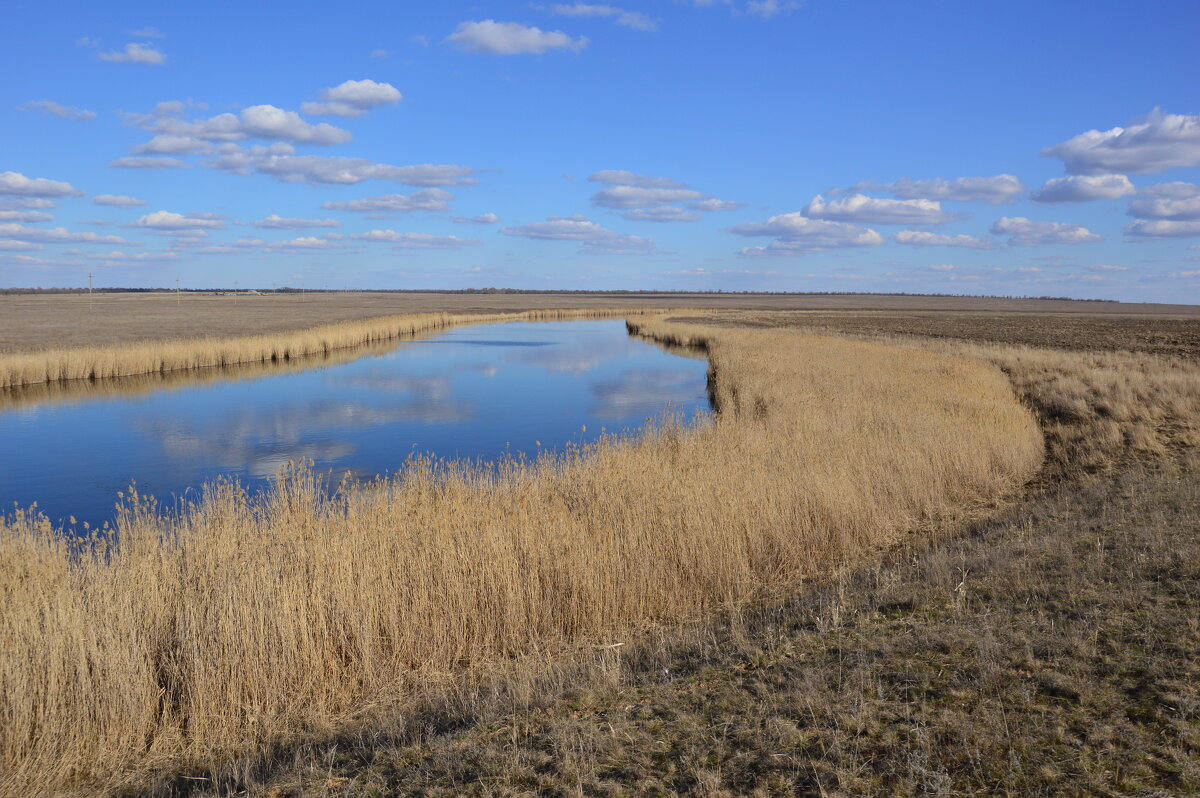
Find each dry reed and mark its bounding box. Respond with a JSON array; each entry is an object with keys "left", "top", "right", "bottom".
[
  {"left": 0, "top": 309, "right": 651, "bottom": 390},
  {"left": 0, "top": 315, "right": 1043, "bottom": 795}
]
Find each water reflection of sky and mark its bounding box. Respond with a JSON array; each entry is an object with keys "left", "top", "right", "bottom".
[{"left": 0, "top": 320, "right": 710, "bottom": 529}]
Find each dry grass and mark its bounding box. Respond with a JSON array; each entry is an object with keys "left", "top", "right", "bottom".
[
  {"left": 0, "top": 316, "right": 1042, "bottom": 796},
  {"left": 4, "top": 291, "right": 1197, "bottom": 354},
  {"left": 0, "top": 308, "right": 648, "bottom": 389}
]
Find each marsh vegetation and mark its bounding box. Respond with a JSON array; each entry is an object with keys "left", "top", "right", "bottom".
[{"left": 0, "top": 312, "right": 1045, "bottom": 795}]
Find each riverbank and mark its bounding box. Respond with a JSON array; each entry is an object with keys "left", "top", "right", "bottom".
[{"left": 0, "top": 313, "right": 1042, "bottom": 795}]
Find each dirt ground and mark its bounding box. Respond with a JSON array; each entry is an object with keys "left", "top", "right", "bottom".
[
  {"left": 669, "top": 310, "right": 1200, "bottom": 361},
  {"left": 2, "top": 291, "right": 1198, "bottom": 353}
]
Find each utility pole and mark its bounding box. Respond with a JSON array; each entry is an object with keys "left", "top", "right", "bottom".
[
  {"left": 176, "top": 277, "right": 181, "bottom": 307},
  {"left": 88, "top": 273, "right": 93, "bottom": 312}
]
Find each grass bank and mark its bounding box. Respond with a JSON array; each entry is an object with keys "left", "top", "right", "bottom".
[
  {"left": 0, "top": 315, "right": 1041, "bottom": 795},
  {"left": 0, "top": 308, "right": 648, "bottom": 390}
]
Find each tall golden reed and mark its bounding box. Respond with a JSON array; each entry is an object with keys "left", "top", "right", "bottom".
[{"left": 0, "top": 316, "right": 1043, "bottom": 794}]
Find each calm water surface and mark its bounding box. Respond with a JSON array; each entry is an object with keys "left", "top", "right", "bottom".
[{"left": 0, "top": 320, "right": 710, "bottom": 529}]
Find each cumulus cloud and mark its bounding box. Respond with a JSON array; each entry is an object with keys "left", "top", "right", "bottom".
[
  {"left": 546, "top": 4, "right": 658, "bottom": 31},
  {"left": 894, "top": 230, "right": 995, "bottom": 249},
  {"left": 0, "top": 223, "right": 130, "bottom": 244},
  {"left": 212, "top": 145, "right": 479, "bottom": 187},
  {"left": 320, "top": 188, "right": 454, "bottom": 213},
  {"left": 500, "top": 214, "right": 654, "bottom": 253},
  {"left": 110, "top": 156, "right": 190, "bottom": 169},
  {"left": 846, "top": 174, "right": 1023, "bottom": 204},
  {"left": 98, "top": 42, "right": 165, "bottom": 64},
  {"left": 127, "top": 104, "right": 351, "bottom": 148},
  {"left": 0, "top": 240, "right": 41, "bottom": 251},
  {"left": 802, "top": 194, "right": 956, "bottom": 225},
  {"left": 1030, "top": 174, "right": 1135, "bottom": 203},
  {"left": 0, "top": 210, "right": 53, "bottom": 222},
  {"left": 728, "top": 213, "right": 883, "bottom": 256},
  {"left": 131, "top": 211, "right": 226, "bottom": 231},
  {"left": 1140, "top": 181, "right": 1200, "bottom": 199},
  {"left": 18, "top": 100, "right": 96, "bottom": 121},
  {"left": 0, "top": 171, "right": 84, "bottom": 198},
  {"left": 93, "top": 194, "right": 147, "bottom": 207},
  {"left": 253, "top": 215, "right": 340, "bottom": 229},
  {"left": 989, "top": 217, "right": 1102, "bottom": 246},
  {"left": 1124, "top": 219, "right": 1200, "bottom": 239},
  {"left": 445, "top": 20, "right": 588, "bottom": 55},
  {"left": 1042, "top": 109, "right": 1200, "bottom": 175},
  {"left": 333, "top": 230, "right": 482, "bottom": 249},
  {"left": 301, "top": 79, "right": 402, "bottom": 117},
  {"left": 1127, "top": 188, "right": 1200, "bottom": 221},
  {"left": 452, "top": 212, "right": 501, "bottom": 224},
  {"left": 621, "top": 206, "right": 700, "bottom": 222}
]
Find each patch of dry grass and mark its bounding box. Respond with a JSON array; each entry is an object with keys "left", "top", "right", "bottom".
[
  {"left": 0, "top": 317, "right": 1041, "bottom": 795},
  {"left": 0, "top": 309, "right": 648, "bottom": 389}
]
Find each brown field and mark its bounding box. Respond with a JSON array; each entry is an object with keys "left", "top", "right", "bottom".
[
  {"left": 1, "top": 295, "right": 1199, "bottom": 796},
  {"left": 3, "top": 290, "right": 1199, "bottom": 353}
]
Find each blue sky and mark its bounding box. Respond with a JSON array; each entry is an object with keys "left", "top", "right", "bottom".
[{"left": 2, "top": 0, "right": 1199, "bottom": 301}]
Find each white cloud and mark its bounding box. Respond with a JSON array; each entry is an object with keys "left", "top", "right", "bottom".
[
  {"left": 1087, "top": 264, "right": 1130, "bottom": 272},
  {"left": 0, "top": 171, "right": 84, "bottom": 198},
  {"left": 746, "top": 0, "right": 803, "bottom": 19},
  {"left": 131, "top": 211, "right": 226, "bottom": 231},
  {"left": 0, "top": 223, "right": 130, "bottom": 244},
  {"left": 1, "top": 198, "right": 56, "bottom": 209},
  {"left": 1042, "top": 109, "right": 1200, "bottom": 175},
  {"left": 728, "top": 213, "right": 883, "bottom": 255},
  {"left": 894, "top": 230, "right": 995, "bottom": 249},
  {"left": 690, "top": 198, "right": 746, "bottom": 211},
  {"left": 847, "top": 174, "right": 1023, "bottom": 204},
  {"left": 803, "top": 194, "right": 956, "bottom": 225},
  {"left": 1127, "top": 194, "right": 1200, "bottom": 221},
  {"left": 110, "top": 156, "right": 190, "bottom": 169},
  {"left": 1124, "top": 219, "right": 1200, "bottom": 239},
  {"left": 371, "top": 48, "right": 390, "bottom": 58},
  {"left": 989, "top": 217, "right": 1102, "bottom": 246},
  {"left": 128, "top": 104, "right": 351, "bottom": 148},
  {"left": 334, "top": 230, "right": 483, "bottom": 249},
  {"left": 452, "top": 212, "right": 501, "bottom": 224},
  {"left": 1140, "top": 181, "right": 1200, "bottom": 199},
  {"left": 621, "top": 206, "right": 701, "bottom": 222},
  {"left": 212, "top": 146, "right": 478, "bottom": 187},
  {"left": 98, "top": 42, "right": 166, "bottom": 65},
  {"left": 18, "top": 100, "right": 96, "bottom": 121},
  {"left": 588, "top": 170, "right": 687, "bottom": 188},
  {"left": 0, "top": 210, "right": 53, "bottom": 222},
  {"left": 500, "top": 214, "right": 654, "bottom": 253},
  {"left": 133, "top": 135, "right": 213, "bottom": 155},
  {"left": 0, "top": 240, "right": 41, "bottom": 251},
  {"left": 93, "top": 194, "right": 148, "bottom": 207},
  {"left": 445, "top": 20, "right": 588, "bottom": 55},
  {"left": 547, "top": 4, "right": 659, "bottom": 31},
  {"left": 320, "top": 189, "right": 454, "bottom": 213},
  {"left": 301, "top": 79, "right": 403, "bottom": 117},
  {"left": 253, "top": 215, "right": 341, "bottom": 230},
  {"left": 591, "top": 185, "right": 708, "bottom": 208},
  {"left": 230, "top": 236, "right": 356, "bottom": 251},
  {"left": 1030, "top": 174, "right": 1136, "bottom": 203}
]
